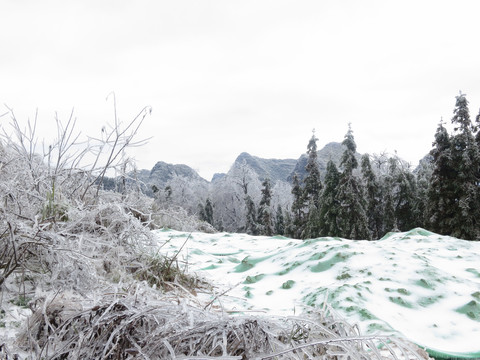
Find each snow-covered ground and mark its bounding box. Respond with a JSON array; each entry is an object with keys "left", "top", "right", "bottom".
[{"left": 155, "top": 228, "right": 480, "bottom": 359}]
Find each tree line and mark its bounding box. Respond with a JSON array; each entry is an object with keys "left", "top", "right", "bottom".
[{"left": 199, "top": 92, "right": 480, "bottom": 241}]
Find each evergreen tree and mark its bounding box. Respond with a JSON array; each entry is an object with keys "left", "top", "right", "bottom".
[
  {"left": 290, "top": 173, "right": 305, "bottom": 239},
  {"left": 319, "top": 160, "right": 341, "bottom": 237},
  {"left": 244, "top": 194, "right": 258, "bottom": 235},
  {"left": 414, "top": 158, "right": 433, "bottom": 230},
  {"left": 426, "top": 121, "right": 456, "bottom": 235},
  {"left": 360, "top": 154, "right": 382, "bottom": 239},
  {"left": 449, "top": 93, "right": 480, "bottom": 239},
  {"left": 198, "top": 198, "right": 214, "bottom": 225},
  {"left": 302, "top": 130, "right": 323, "bottom": 238},
  {"left": 275, "top": 205, "right": 285, "bottom": 235},
  {"left": 393, "top": 161, "right": 417, "bottom": 231},
  {"left": 204, "top": 198, "right": 214, "bottom": 225},
  {"left": 381, "top": 163, "right": 398, "bottom": 233},
  {"left": 257, "top": 178, "right": 273, "bottom": 236},
  {"left": 303, "top": 130, "right": 323, "bottom": 208},
  {"left": 336, "top": 124, "right": 370, "bottom": 239},
  {"left": 303, "top": 202, "right": 322, "bottom": 239}
]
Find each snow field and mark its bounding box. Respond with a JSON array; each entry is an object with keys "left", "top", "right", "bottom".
[{"left": 154, "top": 228, "right": 480, "bottom": 357}]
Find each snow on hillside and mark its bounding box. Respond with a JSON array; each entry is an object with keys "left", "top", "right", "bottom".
[{"left": 155, "top": 228, "right": 480, "bottom": 359}]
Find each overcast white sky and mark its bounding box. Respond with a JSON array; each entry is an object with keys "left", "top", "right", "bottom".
[{"left": 2, "top": 1, "right": 480, "bottom": 181}]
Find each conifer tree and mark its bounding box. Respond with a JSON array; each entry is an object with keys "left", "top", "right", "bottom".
[
  {"left": 204, "top": 198, "right": 214, "bottom": 225},
  {"left": 302, "top": 130, "right": 323, "bottom": 238},
  {"left": 448, "top": 93, "right": 480, "bottom": 239},
  {"left": 303, "top": 130, "right": 323, "bottom": 207},
  {"left": 336, "top": 124, "right": 370, "bottom": 239},
  {"left": 303, "top": 202, "right": 322, "bottom": 239},
  {"left": 198, "top": 198, "right": 214, "bottom": 226},
  {"left": 360, "top": 154, "right": 382, "bottom": 239},
  {"left": 426, "top": 120, "right": 456, "bottom": 235},
  {"left": 290, "top": 173, "right": 305, "bottom": 239},
  {"left": 395, "top": 167, "right": 417, "bottom": 231},
  {"left": 257, "top": 178, "right": 273, "bottom": 236},
  {"left": 381, "top": 164, "right": 398, "bottom": 233},
  {"left": 275, "top": 205, "right": 285, "bottom": 235},
  {"left": 319, "top": 160, "right": 341, "bottom": 237},
  {"left": 414, "top": 158, "right": 432, "bottom": 230},
  {"left": 244, "top": 194, "right": 258, "bottom": 235},
  {"left": 387, "top": 155, "right": 417, "bottom": 231}
]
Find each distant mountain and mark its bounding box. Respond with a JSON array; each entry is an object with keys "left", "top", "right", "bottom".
[
  {"left": 288, "top": 142, "right": 361, "bottom": 181},
  {"left": 135, "top": 142, "right": 358, "bottom": 190},
  {"left": 148, "top": 161, "right": 208, "bottom": 186},
  {"left": 230, "top": 152, "right": 297, "bottom": 184},
  {"left": 132, "top": 161, "right": 208, "bottom": 198}
]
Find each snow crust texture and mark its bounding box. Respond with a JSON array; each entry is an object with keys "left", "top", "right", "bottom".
[{"left": 155, "top": 228, "right": 480, "bottom": 358}]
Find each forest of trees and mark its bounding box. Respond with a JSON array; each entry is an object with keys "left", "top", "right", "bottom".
[{"left": 195, "top": 93, "right": 480, "bottom": 241}]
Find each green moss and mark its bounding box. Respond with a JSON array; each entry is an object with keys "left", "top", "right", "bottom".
[
  {"left": 308, "top": 251, "right": 326, "bottom": 261},
  {"left": 397, "top": 288, "right": 411, "bottom": 296},
  {"left": 418, "top": 295, "right": 443, "bottom": 307},
  {"left": 466, "top": 268, "right": 480, "bottom": 278},
  {"left": 277, "top": 261, "right": 302, "bottom": 275},
  {"left": 415, "top": 278, "right": 435, "bottom": 290},
  {"left": 233, "top": 255, "right": 272, "bottom": 273},
  {"left": 389, "top": 296, "right": 413, "bottom": 308},
  {"left": 359, "top": 308, "right": 376, "bottom": 320},
  {"left": 281, "top": 280, "right": 296, "bottom": 289},
  {"left": 456, "top": 300, "right": 480, "bottom": 321},
  {"left": 244, "top": 274, "right": 265, "bottom": 284},
  {"left": 310, "top": 252, "right": 351, "bottom": 272},
  {"left": 190, "top": 249, "right": 205, "bottom": 255},
  {"left": 336, "top": 272, "right": 352, "bottom": 280},
  {"left": 234, "top": 257, "right": 255, "bottom": 272}
]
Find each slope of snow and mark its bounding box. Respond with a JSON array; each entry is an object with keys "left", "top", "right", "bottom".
[{"left": 154, "top": 228, "right": 480, "bottom": 359}]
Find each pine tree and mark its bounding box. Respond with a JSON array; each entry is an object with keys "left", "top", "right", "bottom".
[
  {"left": 319, "top": 160, "right": 341, "bottom": 237},
  {"left": 396, "top": 168, "right": 418, "bottom": 231},
  {"left": 381, "top": 161, "right": 398, "bottom": 233},
  {"left": 360, "top": 154, "right": 382, "bottom": 239},
  {"left": 336, "top": 124, "right": 370, "bottom": 239},
  {"left": 275, "top": 205, "right": 285, "bottom": 235},
  {"left": 303, "top": 202, "right": 322, "bottom": 239},
  {"left": 304, "top": 130, "right": 322, "bottom": 207},
  {"left": 204, "top": 198, "right": 214, "bottom": 225},
  {"left": 244, "top": 194, "right": 258, "bottom": 235},
  {"left": 290, "top": 173, "right": 305, "bottom": 239},
  {"left": 414, "top": 158, "right": 432, "bottom": 230},
  {"left": 426, "top": 120, "right": 456, "bottom": 235},
  {"left": 257, "top": 178, "right": 273, "bottom": 236},
  {"left": 198, "top": 198, "right": 214, "bottom": 226},
  {"left": 302, "top": 130, "right": 323, "bottom": 238},
  {"left": 448, "top": 93, "right": 480, "bottom": 239}
]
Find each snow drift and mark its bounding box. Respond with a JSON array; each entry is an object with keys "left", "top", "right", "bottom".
[{"left": 155, "top": 228, "right": 480, "bottom": 359}]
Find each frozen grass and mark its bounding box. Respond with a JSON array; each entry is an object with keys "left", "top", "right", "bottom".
[{"left": 12, "top": 291, "right": 429, "bottom": 359}]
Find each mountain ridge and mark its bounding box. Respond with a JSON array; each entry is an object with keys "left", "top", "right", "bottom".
[{"left": 140, "top": 141, "right": 355, "bottom": 186}]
